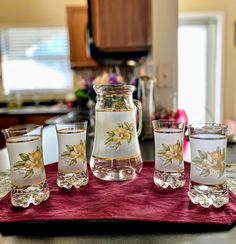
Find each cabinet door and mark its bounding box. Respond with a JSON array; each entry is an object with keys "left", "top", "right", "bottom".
[
  {"left": 67, "top": 6, "right": 98, "bottom": 68},
  {"left": 90, "top": 0, "right": 151, "bottom": 51}
]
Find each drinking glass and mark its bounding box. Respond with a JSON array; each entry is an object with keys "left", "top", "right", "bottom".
[
  {"left": 188, "top": 124, "right": 228, "bottom": 208},
  {"left": 152, "top": 120, "right": 185, "bottom": 188},
  {"left": 2, "top": 124, "right": 50, "bottom": 208},
  {"left": 56, "top": 122, "right": 88, "bottom": 189}
]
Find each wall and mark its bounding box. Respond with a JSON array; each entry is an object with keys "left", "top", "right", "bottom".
[
  {"left": 179, "top": 0, "right": 236, "bottom": 120},
  {"left": 0, "top": 0, "right": 86, "bottom": 26},
  {"left": 152, "top": 0, "right": 178, "bottom": 109}
]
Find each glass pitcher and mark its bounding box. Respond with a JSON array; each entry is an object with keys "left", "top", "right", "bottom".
[
  {"left": 138, "top": 76, "right": 157, "bottom": 139},
  {"left": 90, "top": 85, "right": 143, "bottom": 181}
]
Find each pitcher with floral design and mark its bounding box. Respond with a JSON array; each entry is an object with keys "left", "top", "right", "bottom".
[
  {"left": 90, "top": 85, "right": 143, "bottom": 181},
  {"left": 2, "top": 124, "right": 50, "bottom": 208}
]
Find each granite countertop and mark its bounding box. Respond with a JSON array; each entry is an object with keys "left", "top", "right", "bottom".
[{"left": 0, "top": 105, "right": 73, "bottom": 115}]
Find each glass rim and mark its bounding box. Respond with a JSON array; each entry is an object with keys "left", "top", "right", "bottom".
[
  {"left": 139, "top": 75, "right": 156, "bottom": 81},
  {"left": 55, "top": 121, "right": 88, "bottom": 126},
  {"left": 2, "top": 124, "right": 41, "bottom": 133},
  {"left": 152, "top": 119, "right": 185, "bottom": 125},
  {"left": 93, "top": 84, "right": 135, "bottom": 93},
  {"left": 188, "top": 123, "right": 228, "bottom": 136},
  {"left": 188, "top": 123, "right": 228, "bottom": 129},
  {"left": 55, "top": 121, "right": 88, "bottom": 132}
]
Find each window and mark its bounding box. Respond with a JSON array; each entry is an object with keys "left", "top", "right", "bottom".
[
  {"left": 178, "top": 14, "right": 224, "bottom": 123},
  {"left": 0, "top": 27, "right": 72, "bottom": 95}
]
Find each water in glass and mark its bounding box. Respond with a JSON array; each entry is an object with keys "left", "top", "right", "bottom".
[
  {"left": 4, "top": 125, "right": 50, "bottom": 208},
  {"left": 189, "top": 131, "right": 228, "bottom": 208},
  {"left": 153, "top": 126, "right": 185, "bottom": 189},
  {"left": 56, "top": 123, "right": 88, "bottom": 189}
]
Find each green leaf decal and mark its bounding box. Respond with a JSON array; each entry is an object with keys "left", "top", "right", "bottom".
[
  {"left": 127, "top": 136, "right": 132, "bottom": 144},
  {"left": 14, "top": 161, "right": 26, "bottom": 167},
  {"left": 164, "top": 159, "right": 172, "bottom": 165},
  {"left": 200, "top": 169, "right": 210, "bottom": 177},
  {"left": 66, "top": 145, "right": 74, "bottom": 152},
  {"left": 107, "top": 131, "right": 115, "bottom": 137},
  {"left": 61, "top": 152, "right": 70, "bottom": 157},
  {"left": 219, "top": 163, "right": 225, "bottom": 178},
  {"left": 105, "top": 138, "right": 113, "bottom": 145},
  {"left": 115, "top": 142, "right": 122, "bottom": 150},
  {"left": 19, "top": 153, "right": 29, "bottom": 161},
  {"left": 192, "top": 157, "right": 202, "bottom": 164},
  {"left": 24, "top": 169, "right": 34, "bottom": 178},
  {"left": 198, "top": 150, "right": 207, "bottom": 159},
  {"left": 69, "top": 159, "right": 77, "bottom": 166}
]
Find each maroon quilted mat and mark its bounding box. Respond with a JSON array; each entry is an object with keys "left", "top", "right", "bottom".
[{"left": 1, "top": 162, "right": 236, "bottom": 225}]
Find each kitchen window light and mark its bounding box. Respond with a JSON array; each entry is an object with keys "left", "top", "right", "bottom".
[
  {"left": 178, "top": 13, "right": 224, "bottom": 123},
  {"left": 0, "top": 27, "right": 73, "bottom": 95}
]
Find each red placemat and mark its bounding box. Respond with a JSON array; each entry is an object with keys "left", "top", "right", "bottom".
[{"left": 1, "top": 162, "right": 236, "bottom": 225}]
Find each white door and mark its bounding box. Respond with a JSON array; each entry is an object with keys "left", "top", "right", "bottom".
[{"left": 178, "top": 15, "right": 223, "bottom": 123}]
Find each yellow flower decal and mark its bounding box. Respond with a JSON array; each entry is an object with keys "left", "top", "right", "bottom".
[
  {"left": 192, "top": 147, "right": 225, "bottom": 178},
  {"left": 13, "top": 146, "right": 44, "bottom": 178},
  {"left": 61, "top": 140, "right": 86, "bottom": 166},
  {"left": 105, "top": 122, "right": 135, "bottom": 150},
  {"left": 158, "top": 140, "right": 183, "bottom": 165},
  {"left": 113, "top": 101, "right": 130, "bottom": 110}
]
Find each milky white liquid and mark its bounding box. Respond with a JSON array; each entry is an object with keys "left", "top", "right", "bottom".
[
  {"left": 154, "top": 128, "right": 184, "bottom": 172},
  {"left": 6, "top": 135, "right": 46, "bottom": 187},
  {"left": 189, "top": 134, "right": 227, "bottom": 185},
  {"left": 90, "top": 111, "right": 142, "bottom": 181},
  {"left": 92, "top": 111, "right": 140, "bottom": 159},
  {"left": 57, "top": 129, "right": 87, "bottom": 173}
]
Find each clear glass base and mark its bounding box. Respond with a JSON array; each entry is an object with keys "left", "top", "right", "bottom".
[
  {"left": 188, "top": 181, "right": 228, "bottom": 208},
  {"left": 154, "top": 170, "right": 185, "bottom": 189},
  {"left": 90, "top": 155, "right": 143, "bottom": 181},
  {"left": 57, "top": 170, "right": 89, "bottom": 189},
  {"left": 0, "top": 170, "right": 11, "bottom": 199},
  {"left": 11, "top": 180, "right": 50, "bottom": 208}
]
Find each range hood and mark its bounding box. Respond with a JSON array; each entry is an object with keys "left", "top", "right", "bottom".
[
  {"left": 87, "top": 0, "right": 151, "bottom": 66},
  {"left": 87, "top": 34, "right": 150, "bottom": 66}
]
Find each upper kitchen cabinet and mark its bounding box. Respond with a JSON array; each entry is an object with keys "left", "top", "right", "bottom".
[
  {"left": 66, "top": 6, "right": 98, "bottom": 68},
  {"left": 89, "top": 0, "right": 151, "bottom": 52}
]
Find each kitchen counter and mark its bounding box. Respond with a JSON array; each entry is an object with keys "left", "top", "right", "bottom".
[
  {"left": 0, "top": 125, "right": 236, "bottom": 243},
  {"left": 0, "top": 106, "right": 76, "bottom": 149},
  {"left": 0, "top": 105, "right": 73, "bottom": 115}
]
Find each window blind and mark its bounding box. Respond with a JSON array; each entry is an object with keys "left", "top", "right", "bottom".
[{"left": 0, "top": 27, "right": 72, "bottom": 94}]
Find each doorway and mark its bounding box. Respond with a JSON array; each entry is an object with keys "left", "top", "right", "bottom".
[{"left": 178, "top": 13, "right": 224, "bottom": 123}]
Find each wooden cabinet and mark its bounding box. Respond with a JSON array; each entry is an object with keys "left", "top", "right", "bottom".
[
  {"left": 90, "top": 0, "right": 151, "bottom": 51},
  {"left": 66, "top": 6, "right": 98, "bottom": 68}
]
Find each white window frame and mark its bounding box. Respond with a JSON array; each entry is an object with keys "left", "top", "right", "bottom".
[{"left": 179, "top": 12, "right": 225, "bottom": 123}]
